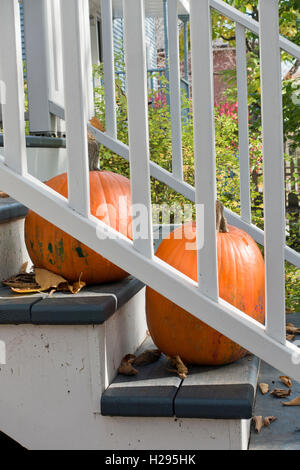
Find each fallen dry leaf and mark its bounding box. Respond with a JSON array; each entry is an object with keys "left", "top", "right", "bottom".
[
  {"left": 286, "top": 334, "right": 296, "bottom": 341},
  {"left": 35, "top": 268, "right": 68, "bottom": 292},
  {"left": 3, "top": 272, "right": 39, "bottom": 291},
  {"left": 264, "top": 416, "right": 277, "bottom": 427},
  {"left": 3, "top": 268, "right": 85, "bottom": 295},
  {"left": 68, "top": 273, "right": 86, "bottom": 294},
  {"left": 281, "top": 396, "right": 300, "bottom": 406},
  {"left": 0, "top": 191, "right": 9, "bottom": 198},
  {"left": 18, "top": 262, "right": 29, "bottom": 274},
  {"left": 134, "top": 349, "right": 161, "bottom": 366},
  {"left": 259, "top": 383, "right": 269, "bottom": 395},
  {"left": 286, "top": 323, "right": 300, "bottom": 335},
  {"left": 270, "top": 388, "right": 292, "bottom": 398},
  {"left": 118, "top": 354, "right": 138, "bottom": 376},
  {"left": 280, "top": 376, "right": 292, "bottom": 388},
  {"left": 167, "top": 355, "right": 188, "bottom": 380},
  {"left": 253, "top": 416, "right": 264, "bottom": 433}
]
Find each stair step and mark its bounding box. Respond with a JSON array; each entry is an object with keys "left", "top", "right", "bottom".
[
  {"left": 0, "top": 276, "right": 144, "bottom": 324},
  {"left": 0, "top": 197, "right": 27, "bottom": 223},
  {"left": 101, "top": 336, "right": 260, "bottom": 420},
  {"left": 249, "top": 313, "right": 300, "bottom": 450}
]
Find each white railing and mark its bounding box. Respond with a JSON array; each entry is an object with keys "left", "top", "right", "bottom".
[{"left": 0, "top": 0, "right": 300, "bottom": 380}]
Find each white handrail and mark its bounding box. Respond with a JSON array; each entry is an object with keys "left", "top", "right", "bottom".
[
  {"left": 259, "top": 0, "right": 286, "bottom": 345},
  {"left": 210, "top": 0, "right": 300, "bottom": 60}
]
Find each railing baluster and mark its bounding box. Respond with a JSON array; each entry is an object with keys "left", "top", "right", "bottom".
[
  {"left": 167, "top": 0, "right": 183, "bottom": 181},
  {"left": 236, "top": 23, "right": 251, "bottom": 224},
  {"left": 60, "top": 0, "right": 90, "bottom": 217},
  {"left": 0, "top": 0, "right": 27, "bottom": 175},
  {"left": 23, "top": 0, "right": 55, "bottom": 135},
  {"left": 259, "top": 0, "right": 285, "bottom": 343},
  {"left": 123, "top": 0, "right": 153, "bottom": 259},
  {"left": 190, "top": 0, "right": 218, "bottom": 301},
  {"left": 101, "top": 0, "right": 117, "bottom": 140},
  {"left": 82, "top": 0, "right": 94, "bottom": 120},
  {"left": 47, "top": 0, "right": 64, "bottom": 108}
]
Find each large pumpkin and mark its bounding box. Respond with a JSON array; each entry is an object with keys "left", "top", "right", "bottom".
[
  {"left": 25, "top": 171, "right": 132, "bottom": 284},
  {"left": 146, "top": 204, "right": 265, "bottom": 365}
]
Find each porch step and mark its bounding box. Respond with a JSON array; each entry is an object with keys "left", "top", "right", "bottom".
[
  {"left": 0, "top": 276, "right": 144, "bottom": 324},
  {"left": 101, "top": 336, "right": 260, "bottom": 420},
  {"left": 249, "top": 313, "right": 300, "bottom": 450}
]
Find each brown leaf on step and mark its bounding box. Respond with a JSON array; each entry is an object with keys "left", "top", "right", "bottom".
[
  {"left": 18, "top": 262, "right": 29, "bottom": 274},
  {"left": 2, "top": 272, "right": 40, "bottom": 291},
  {"left": 167, "top": 355, "right": 188, "bottom": 380},
  {"left": 253, "top": 416, "right": 264, "bottom": 433},
  {"left": 0, "top": 191, "right": 9, "bottom": 198},
  {"left": 118, "top": 354, "right": 138, "bottom": 376},
  {"left": 259, "top": 383, "right": 269, "bottom": 395},
  {"left": 280, "top": 376, "right": 292, "bottom": 388},
  {"left": 281, "top": 396, "right": 300, "bottom": 406},
  {"left": 286, "top": 334, "right": 296, "bottom": 341},
  {"left": 134, "top": 349, "right": 161, "bottom": 366},
  {"left": 270, "top": 388, "right": 292, "bottom": 398},
  {"left": 263, "top": 416, "right": 277, "bottom": 427},
  {"left": 286, "top": 323, "right": 300, "bottom": 335},
  {"left": 68, "top": 273, "right": 86, "bottom": 294},
  {"left": 34, "top": 268, "right": 68, "bottom": 292}
]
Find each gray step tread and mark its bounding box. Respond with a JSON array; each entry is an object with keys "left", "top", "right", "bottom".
[
  {"left": 249, "top": 313, "right": 300, "bottom": 450},
  {"left": 101, "top": 337, "right": 260, "bottom": 419},
  {"left": 0, "top": 276, "right": 144, "bottom": 324},
  {"left": 0, "top": 197, "right": 27, "bottom": 223}
]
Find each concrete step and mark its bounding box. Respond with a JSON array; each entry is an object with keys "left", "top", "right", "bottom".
[
  {"left": 0, "top": 278, "right": 146, "bottom": 449},
  {"left": 101, "top": 336, "right": 260, "bottom": 450},
  {"left": 249, "top": 313, "right": 300, "bottom": 450}
]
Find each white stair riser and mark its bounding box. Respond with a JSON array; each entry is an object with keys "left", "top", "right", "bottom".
[{"left": 0, "top": 288, "right": 147, "bottom": 449}]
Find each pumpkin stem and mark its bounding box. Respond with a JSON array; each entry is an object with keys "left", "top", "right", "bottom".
[
  {"left": 87, "top": 130, "right": 100, "bottom": 171},
  {"left": 216, "top": 200, "right": 229, "bottom": 233}
]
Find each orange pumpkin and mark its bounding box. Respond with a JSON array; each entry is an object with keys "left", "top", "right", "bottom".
[
  {"left": 25, "top": 171, "right": 132, "bottom": 284},
  {"left": 146, "top": 210, "right": 265, "bottom": 365}
]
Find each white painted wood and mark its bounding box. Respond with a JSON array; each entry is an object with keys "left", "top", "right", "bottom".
[
  {"left": 0, "top": 0, "right": 27, "bottom": 175},
  {"left": 27, "top": 147, "right": 67, "bottom": 181},
  {"left": 101, "top": 0, "right": 117, "bottom": 139},
  {"left": 46, "top": 0, "right": 64, "bottom": 108},
  {"left": 60, "top": 0, "right": 90, "bottom": 217},
  {"left": 190, "top": 0, "right": 218, "bottom": 301},
  {"left": 23, "top": 0, "right": 54, "bottom": 134},
  {"left": 86, "top": 120, "right": 300, "bottom": 268},
  {"left": 167, "top": 0, "right": 183, "bottom": 181},
  {"left": 123, "top": 0, "right": 153, "bottom": 258},
  {"left": 0, "top": 218, "right": 30, "bottom": 281},
  {"left": 1, "top": 163, "right": 299, "bottom": 381},
  {"left": 82, "top": 0, "right": 94, "bottom": 120},
  {"left": 0, "top": 289, "right": 146, "bottom": 449},
  {"left": 210, "top": 0, "right": 300, "bottom": 60},
  {"left": 259, "top": 0, "right": 286, "bottom": 344},
  {"left": 236, "top": 24, "right": 251, "bottom": 224}
]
